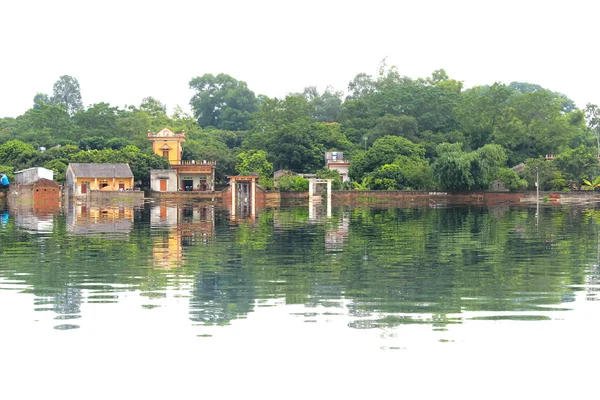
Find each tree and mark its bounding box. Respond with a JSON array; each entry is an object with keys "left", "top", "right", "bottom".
[
  {"left": 553, "top": 145, "right": 599, "bottom": 186},
  {"left": 432, "top": 143, "right": 508, "bottom": 191},
  {"left": 73, "top": 102, "right": 118, "bottom": 140},
  {"left": 235, "top": 150, "right": 273, "bottom": 177},
  {"left": 292, "top": 86, "right": 343, "bottom": 122},
  {"left": 349, "top": 136, "right": 426, "bottom": 180},
  {"left": 250, "top": 96, "right": 323, "bottom": 172},
  {"left": 51, "top": 75, "right": 83, "bottom": 115},
  {"left": 366, "top": 114, "right": 419, "bottom": 145},
  {"left": 33, "top": 93, "right": 51, "bottom": 110},
  {"left": 189, "top": 73, "right": 258, "bottom": 131}
]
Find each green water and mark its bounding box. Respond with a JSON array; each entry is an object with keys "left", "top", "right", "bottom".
[{"left": 0, "top": 202, "right": 598, "bottom": 399}]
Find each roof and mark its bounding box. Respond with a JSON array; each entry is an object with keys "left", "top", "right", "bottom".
[
  {"left": 68, "top": 163, "right": 134, "bottom": 178},
  {"left": 14, "top": 167, "right": 53, "bottom": 175}
]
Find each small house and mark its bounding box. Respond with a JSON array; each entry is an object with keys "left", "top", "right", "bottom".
[
  {"left": 325, "top": 151, "right": 350, "bottom": 182},
  {"left": 14, "top": 167, "right": 54, "bottom": 186},
  {"left": 66, "top": 163, "right": 135, "bottom": 197}
]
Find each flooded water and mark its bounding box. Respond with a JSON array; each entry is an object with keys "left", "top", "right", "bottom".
[{"left": 1, "top": 201, "right": 599, "bottom": 399}]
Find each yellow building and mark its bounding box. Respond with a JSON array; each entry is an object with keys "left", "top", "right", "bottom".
[
  {"left": 66, "top": 163, "right": 135, "bottom": 197},
  {"left": 148, "top": 128, "right": 185, "bottom": 164},
  {"left": 148, "top": 128, "right": 216, "bottom": 192}
]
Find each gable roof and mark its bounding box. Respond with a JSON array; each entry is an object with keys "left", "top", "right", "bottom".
[{"left": 68, "top": 163, "right": 134, "bottom": 178}]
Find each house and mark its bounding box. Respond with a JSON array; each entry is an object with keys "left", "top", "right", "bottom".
[
  {"left": 148, "top": 128, "right": 216, "bottom": 192},
  {"left": 14, "top": 167, "right": 54, "bottom": 185},
  {"left": 66, "top": 163, "right": 135, "bottom": 197},
  {"left": 325, "top": 151, "right": 350, "bottom": 182}
]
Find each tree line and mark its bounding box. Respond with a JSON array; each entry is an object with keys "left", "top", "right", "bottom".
[{"left": 1, "top": 64, "right": 600, "bottom": 190}]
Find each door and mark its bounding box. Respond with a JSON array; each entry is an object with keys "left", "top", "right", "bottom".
[
  {"left": 81, "top": 182, "right": 87, "bottom": 194},
  {"left": 159, "top": 179, "right": 167, "bottom": 191},
  {"left": 119, "top": 183, "right": 125, "bottom": 190}
]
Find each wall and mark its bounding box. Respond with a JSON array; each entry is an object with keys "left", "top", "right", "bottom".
[
  {"left": 150, "top": 169, "right": 178, "bottom": 192},
  {"left": 7, "top": 179, "right": 61, "bottom": 213},
  {"left": 89, "top": 190, "right": 144, "bottom": 203}
]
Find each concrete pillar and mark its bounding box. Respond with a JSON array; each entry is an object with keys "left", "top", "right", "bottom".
[
  {"left": 251, "top": 178, "right": 256, "bottom": 217},
  {"left": 308, "top": 179, "right": 314, "bottom": 197},
  {"left": 231, "top": 179, "right": 236, "bottom": 218}
]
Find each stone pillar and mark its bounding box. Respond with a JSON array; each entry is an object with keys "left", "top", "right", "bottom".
[
  {"left": 327, "top": 179, "right": 332, "bottom": 218},
  {"left": 251, "top": 177, "right": 256, "bottom": 217},
  {"left": 231, "top": 179, "right": 236, "bottom": 218}
]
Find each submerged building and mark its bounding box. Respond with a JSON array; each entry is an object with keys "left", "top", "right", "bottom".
[{"left": 148, "top": 128, "right": 216, "bottom": 192}]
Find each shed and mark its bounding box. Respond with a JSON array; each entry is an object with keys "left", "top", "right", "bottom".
[{"left": 14, "top": 167, "right": 54, "bottom": 185}]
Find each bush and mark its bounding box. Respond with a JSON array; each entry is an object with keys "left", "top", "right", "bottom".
[{"left": 277, "top": 174, "right": 309, "bottom": 192}]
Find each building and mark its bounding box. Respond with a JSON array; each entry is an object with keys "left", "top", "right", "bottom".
[
  {"left": 65, "top": 163, "right": 135, "bottom": 197},
  {"left": 148, "top": 128, "right": 216, "bottom": 192},
  {"left": 14, "top": 167, "right": 54, "bottom": 186},
  {"left": 325, "top": 151, "right": 350, "bottom": 182}
]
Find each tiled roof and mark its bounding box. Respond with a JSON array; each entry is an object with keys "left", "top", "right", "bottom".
[{"left": 69, "top": 163, "right": 134, "bottom": 178}]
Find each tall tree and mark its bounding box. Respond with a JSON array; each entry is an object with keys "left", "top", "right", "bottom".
[
  {"left": 189, "top": 73, "right": 258, "bottom": 131},
  {"left": 51, "top": 75, "right": 83, "bottom": 115}
]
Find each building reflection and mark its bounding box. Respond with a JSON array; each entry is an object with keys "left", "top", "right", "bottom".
[
  {"left": 325, "top": 213, "right": 349, "bottom": 252},
  {"left": 150, "top": 203, "right": 215, "bottom": 269},
  {"left": 8, "top": 196, "right": 60, "bottom": 234},
  {"left": 65, "top": 201, "right": 134, "bottom": 237}
]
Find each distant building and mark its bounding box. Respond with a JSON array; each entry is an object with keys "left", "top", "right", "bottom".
[
  {"left": 148, "top": 128, "right": 216, "bottom": 192},
  {"left": 325, "top": 151, "right": 350, "bottom": 182},
  {"left": 65, "top": 163, "right": 135, "bottom": 197},
  {"left": 14, "top": 167, "right": 54, "bottom": 186}
]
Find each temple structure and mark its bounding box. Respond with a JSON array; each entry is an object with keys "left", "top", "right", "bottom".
[{"left": 148, "top": 128, "right": 216, "bottom": 192}]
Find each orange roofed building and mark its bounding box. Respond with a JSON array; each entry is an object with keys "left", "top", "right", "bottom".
[{"left": 148, "top": 128, "right": 216, "bottom": 192}]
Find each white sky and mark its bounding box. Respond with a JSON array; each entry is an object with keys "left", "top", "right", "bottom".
[{"left": 2, "top": 0, "right": 599, "bottom": 118}]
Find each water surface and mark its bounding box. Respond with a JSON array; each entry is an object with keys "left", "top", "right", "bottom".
[{"left": 0, "top": 202, "right": 598, "bottom": 399}]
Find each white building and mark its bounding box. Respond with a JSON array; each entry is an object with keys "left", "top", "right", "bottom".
[{"left": 14, "top": 167, "right": 54, "bottom": 185}]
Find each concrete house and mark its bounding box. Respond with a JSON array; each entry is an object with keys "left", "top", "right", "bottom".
[
  {"left": 325, "top": 151, "right": 350, "bottom": 182},
  {"left": 148, "top": 128, "right": 216, "bottom": 192},
  {"left": 66, "top": 163, "right": 135, "bottom": 197},
  {"left": 14, "top": 167, "right": 54, "bottom": 186}
]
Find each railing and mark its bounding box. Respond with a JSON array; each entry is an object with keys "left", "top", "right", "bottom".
[
  {"left": 326, "top": 158, "right": 349, "bottom": 164},
  {"left": 179, "top": 160, "right": 216, "bottom": 165},
  {"left": 147, "top": 132, "right": 186, "bottom": 138}
]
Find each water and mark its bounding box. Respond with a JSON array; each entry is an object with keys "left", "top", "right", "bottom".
[{"left": 1, "top": 202, "right": 599, "bottom": 399}]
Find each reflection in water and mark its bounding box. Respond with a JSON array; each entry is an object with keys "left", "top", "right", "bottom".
[
  {"left": 65, "top": 201, "right": 134, "bottom": 237},
  {"left": 150, "top": 204, "right": 215, "bottom": 269},
  {"left": 0, "top": 203, "right": 599, "bottom": 336}
]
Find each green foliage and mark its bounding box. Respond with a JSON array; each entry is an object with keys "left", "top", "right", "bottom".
[
  {"left": 349, "top": 136, "right": 426, "bottom": 180},
  {"left": 520, "top": 158, "right": 567, "bottom": 191},
  {"left": 0, "top": 165, "right": 15, "bottom": 181},
  {"left": 51, "top": 75, "right": 83, "bottom": 115},
  {"left": 277, "top": 174, "right": 309, "bottom": 192},
  {"left": 553, "top": 145, "right": 599, "bottom": 186},
  {"left": 235, "top": 150, "right": 273, "bottom": 177},
  {"left": 43, "top": 159, "right": 68, "bottom": 182},
  {"left": 582, "top": 176, "right": 600, "bottom": 191},
  {"left": 189, "top": 73, "right": 257, "bottom": 131},
  {"left": 432, "top": 143, "right": 508, "bottom": 191},
  {"left": 315, "top": 167, "right": 343, "bottom": 190},
  {"left": 496, "top": 168, "right": 527, "bottom": 191},
  {"left": 0, "top": 140, "right": 37, "bottom": 166}
]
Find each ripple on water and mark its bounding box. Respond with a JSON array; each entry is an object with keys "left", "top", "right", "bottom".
[{"left": 54, "top": 324, "right": 80, "bottom": 330}]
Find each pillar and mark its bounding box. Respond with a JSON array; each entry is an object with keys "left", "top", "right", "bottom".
[
  {"left": 327, "top": 179, "right": 332, "bottom": 218},
  {"left": 251, "top": 177, "right": 256, "bottom": 217},
  {"left": 231, "top": 179, "right": 236, "bottom": 217}
]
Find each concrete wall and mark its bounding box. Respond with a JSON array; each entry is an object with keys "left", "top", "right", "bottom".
[
  {"left": 150, "top": 169, "right": 178, "bottom": 192},
  {"left": 89, "top": 190, "right": 144, "bottom": 204}
]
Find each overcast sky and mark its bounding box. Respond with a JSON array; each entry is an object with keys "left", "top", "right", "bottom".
[{"left": 2, "top": 0, "right": 599, "bottom": 118}]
